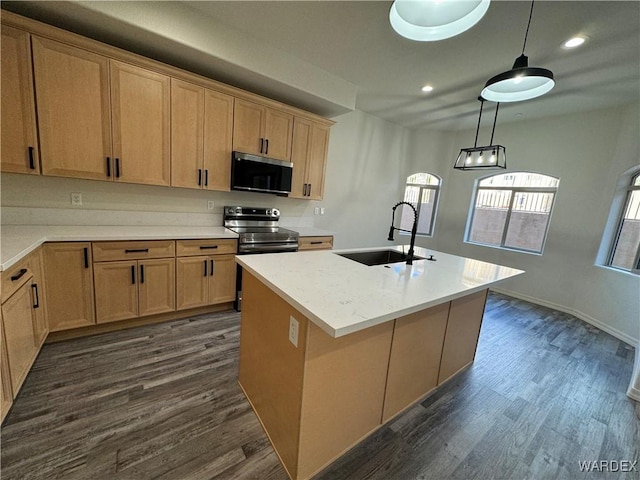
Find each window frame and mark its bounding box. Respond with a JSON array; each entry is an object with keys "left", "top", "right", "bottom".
[
  {"left": 606, "top": 172, "right": 640, "bottom": 274},
  {"left": 400, "top": 173, "right": 442, "bottom": 237},
  {"left": 466, "top": 172, "right": 559, "bottom": 254}
]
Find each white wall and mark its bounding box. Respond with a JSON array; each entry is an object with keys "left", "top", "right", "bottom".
[
  {"left": 314, "top": 110, "right": 411, "bottom": 248},
  {"left": 411, "top": 104, "right": 639, "bottom": 345}
]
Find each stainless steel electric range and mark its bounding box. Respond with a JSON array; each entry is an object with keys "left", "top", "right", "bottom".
[{"left": 223, "top": 206, "right": 299, "bottom": 309}]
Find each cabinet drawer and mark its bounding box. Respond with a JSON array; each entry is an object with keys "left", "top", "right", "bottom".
[
  {"left": 1, "top": 262, "right": 33, "bottom": 304},
  {"left": 92, "top": 240, "right": 175, "bottom": 262},
  {"left": 298, "top": 236, "right": 333, "bottom": 251},
  {"left": 176, "top": 239, "right": 237, "bottom": 257}
]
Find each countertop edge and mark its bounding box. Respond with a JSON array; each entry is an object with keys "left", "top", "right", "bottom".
[{"left": 1, "top": 226, "right": 239, "bottom": 271}]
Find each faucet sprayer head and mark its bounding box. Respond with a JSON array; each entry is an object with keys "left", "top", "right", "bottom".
[{"left": 387, "top": 226, "right": 395, "bottom": 241}]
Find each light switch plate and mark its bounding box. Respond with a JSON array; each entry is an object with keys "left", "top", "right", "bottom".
[{"left": 207, "top": 200, "right": 215, "bottom": 210}]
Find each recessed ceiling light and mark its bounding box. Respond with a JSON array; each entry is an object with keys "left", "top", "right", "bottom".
[
  {"left": 421, "top": 85, "right": 434, "bottom": 92},
  {"left": 563, "top": 36, "right": 588, "bottom": 49}
]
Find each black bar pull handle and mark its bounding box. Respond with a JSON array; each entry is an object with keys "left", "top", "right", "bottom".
[
  {"left": 28, "top": 147, "right": 35, "bottom": 170},
  {"left": 83, "top": 247, "right": 89, "bottom": 268},
  {"left": 198, "top": 169, "right": 202, "bottom": 186},
  {"left": 259, "top": 138, "right": 264, "bottom": 153},
  {"left": 205, "top": 169, "right": 209, "bottom": 187},
  {"left": 115, "top": 158, "right": 120, "bottom": 178},
  {"left": 308, "top": 184, "right": 312, "bottom": 197},
  {"left": 310, "top": 241, "right": 323, "bottom": 245},
  {"left": 125, "top": 248, "right": 149, "bottom": 253},
  {"left": 131, "top": 265, "right": 136, "bottom": 284},
  {"left": 106, "top": 157, "right": 111, "bottom": 177},
  {"left": 31, "top": 284, "right": 39, "bottom": 309},
  {"left": 210, "top": 259, "right": 214, "bottom": 276},
  {"left": 203, "top": 260, "right": 207, "bottom": 277},
  {"left": 265, "top": 138, "right": 269, "bottom": 155},
  {"left": 11, "top": 268, "right": 27, "bottom": 282},
  {"left": 140, "top": 264, "right": 145, "bottom": 284},
  {"left": 199, "top": 245, "right": 218, "bottom": 250}
]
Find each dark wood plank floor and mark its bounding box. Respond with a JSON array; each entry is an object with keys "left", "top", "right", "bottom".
[{"left": 1, "top": 293, "right": 638, "bottom": 479}]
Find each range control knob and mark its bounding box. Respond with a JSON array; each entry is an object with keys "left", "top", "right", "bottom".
[
  {"left": 235, "top": 207, "right": 242, "bottom": 214},
  {"left": 272, "top": 208, "right": 280, "bottom": 217},
  {"left": 266, "top": 209, "right": 272, "bottom": 216}
]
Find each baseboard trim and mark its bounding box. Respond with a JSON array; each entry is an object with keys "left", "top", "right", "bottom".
[
  {"left": 627, "top": 385, "right": 640, "bottom": 402},
  {"left": 490, "top": 287, "right": 638, "bottom": 347}
]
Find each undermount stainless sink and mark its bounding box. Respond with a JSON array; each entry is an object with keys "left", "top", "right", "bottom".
[{"left": 336, "top": 250, "right": 424, "bottom": 266}]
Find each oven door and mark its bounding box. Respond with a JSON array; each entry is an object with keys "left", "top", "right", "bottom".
[{"left": 234, "top": 244, "right": 298, "bottom": 311}]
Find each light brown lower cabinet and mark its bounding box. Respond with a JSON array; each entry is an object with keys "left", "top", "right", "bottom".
[
  {"left": 43, "top": 243, "right": 95, "bottom": 332},
  {"left": 94, "top": 258, "right": 175, "bottom": 324},
  {"left": 176, "top": 254, "right": 236, "bottom": 310},
  {"left": 1, "top": 276, "right": 38, "bottom": 396},
  {"left": 0, "top": 317, "right": 13, "bottom": 422}
]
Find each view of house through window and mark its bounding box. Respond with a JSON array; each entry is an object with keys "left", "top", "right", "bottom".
[
  {"left": 608, "top": 173, "right": 640, "bottom": 273},
  {"left": 400, "top": 173, "right": 441, "bottom": 236},
  {"left": 467, "top": 172, "right": 559, "bottom": 253}
]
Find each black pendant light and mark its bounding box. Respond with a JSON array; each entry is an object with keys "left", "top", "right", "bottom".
[
  {"left": 481, "top": 0, "right": 554, "bottom": 102},
  {"left": 454, "top": 97, "right": 506, "bottom": 170}
]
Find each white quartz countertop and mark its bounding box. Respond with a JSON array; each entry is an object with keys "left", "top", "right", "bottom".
[
  {"left": 0, "top": 225, "right": 237, "bottom": 271},
  {"left": 237, "top": 246, "right": 524, "bottom": 338}
]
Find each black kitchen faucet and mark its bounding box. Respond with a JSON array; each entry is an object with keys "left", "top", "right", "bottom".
[{"left": 387, "top": 201, "right": 418, "bottom": 265}]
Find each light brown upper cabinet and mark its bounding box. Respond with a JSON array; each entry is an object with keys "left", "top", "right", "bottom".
[
  {"left": 32, "top": 36, "right": 112, "bottom": 180},
  {"left": 1, "top": 25, "right": 39, "bottom": 175},
  {"left": 233, "top": 99, "right": 293, "bottom": 162},
  {"left": 290, "top": 118, "right": 330, "bottom": 200},
  {"left": 32, "top": 38, "right": 171, "bottom": 186},
  {"left": 110, "top": 60, "right": 171, "bottom": 186},
  {"left": 171, "top": 79, "right": 234, "bottom": 191}
]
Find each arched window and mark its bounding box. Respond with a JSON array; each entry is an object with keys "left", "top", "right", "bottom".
[
  {"left": 607, "top": 172, "right": 640, "bottom": 273},
  {"left": 466, "top": 172, "right": 559, "bottom": 253},
  {"left": 400, "top": 172, "right": 441, "bottom": 236}
]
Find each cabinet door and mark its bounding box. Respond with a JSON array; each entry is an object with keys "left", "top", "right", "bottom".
[
  {"left": 305, "top": 123, "right": 330, "bottom": 200},
  {"left": 32, "top": 37, "right": 112, "bottom": 180},
  {"left": 27, "top": 249, "right": 48, "bottom": 347},
  {"left": 382, "top": 303, "right": 449, "bottom": 422},
  {"left": 1, "top": 282, "right": 38, "bottom": 395},
  {"left": 438, "top": 289, "right": 488, "bottom": 385},
  {"left": 1, "top": 25, "right": 39, "bottom": 175},
  {"left": 171, "top": 79, "right": 204, "bottom": 189},
  {"left": 138, "top": 259, "right": 175, "bottom": 317},
  {"left": 176, "top": 256, "right": 209, "bottom": 310},
  {"left": 263, "top": 108, "right": 293, "bottom": 161},
  {"left": 110, "top": 60, "right": 171, "bottom": 186},
  {"left": 43, "top": 243, "right": 95, "bottom": 332},
  {"left": 209, "top": 254, "right": 237, "bottom": 304},
  {"left": 93, "top": 261, "right": 138, "bottom": 324},
  {"left": 0, "top": 318, "right": 13, "bottom": 422},
  {"left": 203, "top": 89, "right": 234, "bottom": 191},
  {"left": 233, "top": 99, "right": 264, "bottom": 155},
  {"left": 289, "top": 117, "right": 311, "bottom": 199}
]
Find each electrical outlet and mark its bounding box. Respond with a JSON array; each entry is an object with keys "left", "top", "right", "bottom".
[
  {"left": 314, "top": 207, "right": 320, "bottom": 215},
  {"left": 207, "top": 200, "right": 215, "bottom": 210},
  {"left": 71, "top": 193, "right": 82, "bottom": 206},
  {"left": 289, "top": 316, "right": 299, "bottom": 347},
  {"left": 320, "top": 207, "right": 325, "bottom": 215}
]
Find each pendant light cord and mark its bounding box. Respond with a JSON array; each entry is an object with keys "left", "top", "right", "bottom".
[
  {"left": 474, "top": 98, "right": 484, "bottom": 148},
  {"left": 521, "top": 0, "right": 535, "bottom": 54}
]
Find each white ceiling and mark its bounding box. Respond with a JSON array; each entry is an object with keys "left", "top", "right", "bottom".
[{"left": 3, "top": 1, "right": 639, "bottom": 130}]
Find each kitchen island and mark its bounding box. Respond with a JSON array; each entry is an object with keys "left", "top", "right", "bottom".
[{"left": 236, "top": 246, "right": 523, "bottom": 480}]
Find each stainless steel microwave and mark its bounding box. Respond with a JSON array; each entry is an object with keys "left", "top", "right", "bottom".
[{"left": 230, "top": 151, "right": 293, "bottom": 195}]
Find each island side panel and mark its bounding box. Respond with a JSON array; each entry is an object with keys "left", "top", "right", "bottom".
[
  {"left": 297, "top": 320, "right": 394, "bottom": 479},
  {"left": 382, "top": 302, "right": 450, "bottom": 422},
  {"left": 438, "top": 288, "right": 489, "bottom": 384},
  {"left": 238, "top": 271, "right": 308, "bottom": 480}
]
